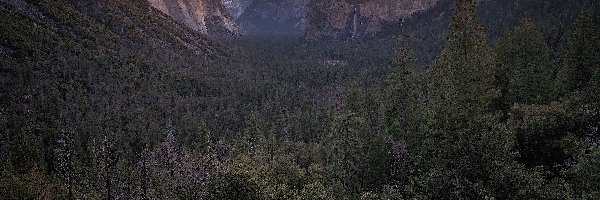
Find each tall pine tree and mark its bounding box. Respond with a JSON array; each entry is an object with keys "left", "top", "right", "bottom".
[
  {"left": 412, "top": 1, "right": 549, "bottom": 198},
  {"left": 384, "top": 49, "right": 423, "bottom": 141},
  {"left": 560, "top": 6, "right": 600, "bottom": 92},
  {"left": 427, "top": 0, "right": 498, "bottom": 131},
  {"left": 496, "top": 15, "right": 556, "bottom": 107}
]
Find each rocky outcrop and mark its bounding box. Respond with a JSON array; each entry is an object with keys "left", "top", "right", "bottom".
[
  {"left": 305, "top": 0, "right": 439, "bottom": 40},
  {"left": 236, "top": 0, "right": 308, "bottom": 35},
  {"left": 221, "top": 0, "right": 308, "bottom": 35},
  {"left": 222, "top": 0, "right": 254, "bottom": 19},
  {"left": 148, "top": 0, "right": 239, "bottom": 35}
]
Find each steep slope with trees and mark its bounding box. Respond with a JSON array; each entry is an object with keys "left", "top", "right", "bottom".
[{"left": 0, "top": 0, "right": 231, "bottom": 198}]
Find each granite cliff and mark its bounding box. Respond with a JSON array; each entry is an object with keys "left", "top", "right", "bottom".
[
  {"left": 222, "top": 0, "right": 308, "bottom": 35},
  {"left": 148, "top": 0, "right": 239, "bottom": 35},
  {"left": 220, "top": 0, "right": 438, "bottom": 37},
  {"left": 305, "top": 0, "right": 440, "bottom": 40},
  {"left": 222, "top": 0, "right": 254, "bottom": 18}
]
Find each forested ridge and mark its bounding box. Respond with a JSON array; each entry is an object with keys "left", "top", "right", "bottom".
[{"left": 1, "top": 0, "right": 599, "bottom": 199}]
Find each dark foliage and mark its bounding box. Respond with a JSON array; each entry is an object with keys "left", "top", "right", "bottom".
[{"left": 1, "top": 0, "right": 598, "bottom": 199}]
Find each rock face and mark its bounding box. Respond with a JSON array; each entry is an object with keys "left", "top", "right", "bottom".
[
  {"left": 218, "top": 0, "right": 441, "bottom": 37},
  {"left": 148, "top": 0, "right": 239, "bottom": 35},
  {"left": 305, "top": 0, "right": 440, "bottom": 40},
  {"left": 222, "top": 0, "right": 308, "bottom": 35},
  {"left": 237, "top": 0, "right": 308, "bottom": 35},
  {"left": 222, "top": 0, "right": 255, "bottom": 19}
]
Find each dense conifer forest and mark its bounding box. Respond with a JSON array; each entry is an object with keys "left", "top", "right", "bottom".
[{"left": 1, "top": 0, "right": 598, "bottom": 199}]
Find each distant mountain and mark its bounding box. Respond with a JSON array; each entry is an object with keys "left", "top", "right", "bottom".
[
  {"left": 148, "top": 0, "right": 239, "bottom": 35},
  {"left": 1, "top": 0, "right": 227, "bottom": 61},
  {"left": 222, "top": 0, "right": 254, "bottom": 19},
  {"left": 217, "top": 0, "right": 585, "bottom": 41},
  {"left": 305, "top": 0, "right": 439, "bottom": 40},
  {"left": 223, "top": 0, "right": 308, "bottom": 35}
]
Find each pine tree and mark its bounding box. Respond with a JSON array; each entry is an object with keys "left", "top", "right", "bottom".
[
  {"left": 383, "top": 49, "right": 423, "bottom": 144},
  {"left": 322, "top": 113, "right": 361, "bottom": 194},
  {"left": 92, "top": 133, "right": 117, "bottom": 200},
  {"left": 560, "top": 7, "right": 600, "bottom": 92},
  {"left": 496, "top": 15, "right": 556, "bottom": 106},
  {"left": 54, "top": 130, "right": 75, "bottom": 199},
  {"left": 567, "top": 146, "right": 600, "bottom": 199},
  {"left": 413, "top": 1, "right": 547, "bottom": 198},
  {"left": 562, "top": 5, "right": 600, "bottom": 198},
  {"left": 184, "top": 119, "right": 211, "bottom": 153},
  {"left": 427, "top": 0, "right": 498, "bottom": 131},
  {"left": 242, "top": 112, "right": 265, "bottom": 155}
]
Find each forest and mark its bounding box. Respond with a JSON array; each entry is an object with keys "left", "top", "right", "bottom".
[{"left": 0, "top": 0, "right": 599, "bottom": 199}]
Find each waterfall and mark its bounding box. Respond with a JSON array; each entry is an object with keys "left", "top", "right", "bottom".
[{"left": 352, "top": 4, "right": 359, "bottom": 38}]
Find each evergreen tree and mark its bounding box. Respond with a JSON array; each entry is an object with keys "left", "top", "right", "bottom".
[
  {"left": 323, "top": 111, "right": 392, "bottom": 196},
  {"left": 92, "top": 133, "right": 118, "bottom": 200},
  {"left": 383, "top": 49, "right": 423, "bottom": 145},
  {"left": 413, "top": 1, "right": 548, "bottom": 198},
  {"left": 560, "top": 7, "right": 600, "bottom": 92},
  {"left": 427, "top": 0, "right": 498, "bottom": 131},
  {"left": 567, "top": 146, "right": 600, "bottom": 199},
  {"left": 322, "top": 113, "right": 364, "bottom": 195},
  {"left": 242, "top": 112, "right": 266, "bottom": 155},
  {"left": 562, "top": 6, "right": 600, "bottom": 198},
  {"left": 205, "top": 172, "right": 260, "bottom": 200},
  {"left": 496, "top": 15, "right": 556, "bottom": 106},
  {"left": 54, "top": 130, "right": 76, "bottom": 199},
  {"left": 184, "top": 119, "right": 211, "bottom": 153}
]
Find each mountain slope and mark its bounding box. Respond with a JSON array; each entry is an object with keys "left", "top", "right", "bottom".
[
  {"left": 0, "top": 3, "right": 232, "bottom": 196},
  {"left": 305, "top": 0, "right": 439, "bottom": 40},
  {"left": 148, "top": 0, "right": 239, "bottom": 35},
  {"left": 221, "top": 0, "right": 308, "bottom": 35},
  {"left": 222, "top": 0, "right": 254, "bottom": 19},
  {"left": 236, "top": 0, "right": 308, "bottom": 35}
]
